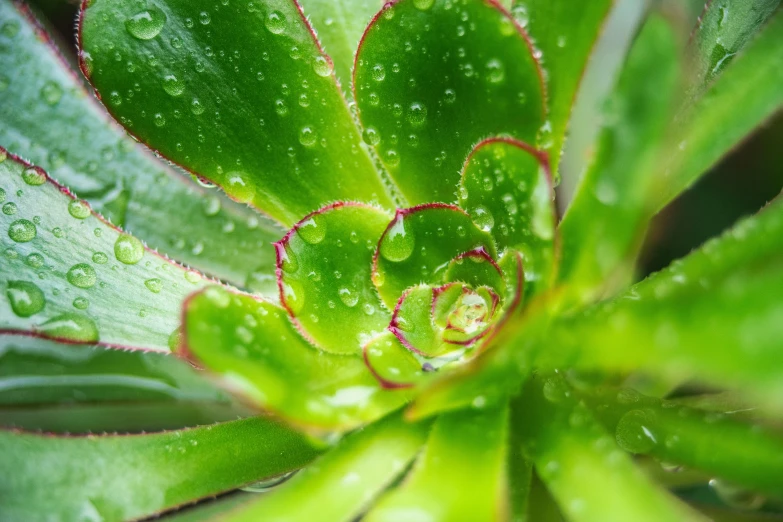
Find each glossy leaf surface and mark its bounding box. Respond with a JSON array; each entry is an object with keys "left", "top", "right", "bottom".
[
  {"left": 276, "top": 203, "right": 392, "bottom": 355},
  {"left": 458, "top": 138, "right": 555, "bottom": 296},
  {"left": 1, "top": 153, "right": 206, "bottom": 351},
  {"left": 354, "top": 0, "right": 545, "bottom": 203},
  {"left": 363, "top": 330, "right": 424, "bottom": 389},
  {"left": 516, "top": 375, "right": 706, "bottom": 522},
  {"left": 373, "top": 205, "right": 496, "bottom": 309},
  {"left": 512, "top": 0, "right": 615, "bottom": 176},
  {"left": 0, "top": 0, "right": 282, "bottom": 289},
  {"left": 184, "top": 286, "right": 408, "bottom": 430},
  {"left": 366, "top": 405, "right": 509, "bottom": 522},
  {"left": 220, "top": 413, "right": 430, "bottom": 522},
  {"left": 0, "top": 417, "right": 321, "bottom": 522},
  {"left": 79, "top": 0, "right": 393, "bottom": 226},
  {"left": 558, "top": 15, "right": 681, "bottom": 296}
]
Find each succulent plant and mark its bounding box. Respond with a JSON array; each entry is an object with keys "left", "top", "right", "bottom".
[{"left": 1, "top": 0, "right": 782, "bottom": 520}]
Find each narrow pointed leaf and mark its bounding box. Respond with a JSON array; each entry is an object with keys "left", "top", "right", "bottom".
[
  {"left": 1, "top": 153, "right": 207, "bottom": 351},
  {"left": 658, "top": 10, "right": 783, "bottom": 209},
  {"left": 511, "top": 0, "right": 615, "bottom": 176},
  {"left": 298, "top": 0, "right": 383, "bottom": 90},
  {"left": 183, "top": 286, "right": 408, "bottom": 431},
  {"left": 0, "top": 0, "right": 282, "bottom": 289},
  {"left": 0, "top": 417, "right": 321, "bottom": 522},
  {"left": 79, "top": 0, "right": 394, "bottom": 226},
  {"left": 543, "top": 196, "right": 783, "bottom": 401},
  {"left": 276, "top": 203, "right": 392, "bottom": 355},
  {"left": 365, "top": 405, "right": 509, "bottom": 522},
  {"left": 516, "top": 375, "right": 707, "bottom": 522},
  {"left": 216, "top": 413, "right": 431, "bottom": 522},
  {"left": 583, "top": 387, "right": 783, "bottom": 498},
  {"left": 458, "top": 138, "right": 555, "bottom": 296},
  {"left": 354, "top": 0, "right": 545, "bottom": 204},
  {"left": 508, "top": 394, "right": 534, "bottom": 522},
  {"left": 558, "top": 14, "right": 682, "bottom": 297},
  {"left": 373, "top": 204, "right": 496, "bottom": 309}
]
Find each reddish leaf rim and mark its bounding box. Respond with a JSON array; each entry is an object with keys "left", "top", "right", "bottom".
[
  {"left": 361, "top": 337, "right": 417, "bottom": 390},
  {"left": 447, "top": 246, "right": 505, "bottom": 286},
  {"left": 274, "top": 201, "right": 393, "bottom": 353},
  {"left": 75, "top": 0, "right": 377, "bottom": 229},
  {"left": 351, "top": 0, "right": 549, "bottom": 120},
  {"left": 0, "top": 147, "right": 214, "bottom": 353},
  {"left": 688, "top": 0, "right": 716, "bottom": 43}
]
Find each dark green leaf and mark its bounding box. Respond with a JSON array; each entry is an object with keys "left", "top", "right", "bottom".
[
  {"left": 0, "top": 416, "right": 321, "bottom": 522},
  {"left": 215, "top": 413, "right": 430, "bottom": 522},
  {"left": 365, "top": 405, "right": 509, "bottom": 522},
  {"left": 276, "top": 203, "right": 392, "bottom": 355},
  {"left": 184, "top": 286, "right": 409, "bottom": 431},
  {"left": 79, "top": 0, "right": 394, "bottom": 226},
  {"left": 1, "top": 153, "right": 208, "bottom": 350},
  {"left": 515, "top": 375, "right": 707, "bottom": 522},
  {"left": 558, "top": 14, "right": 682, "bottom": 298},
  {"left": 511, "top": 0, "right": 615, "bottom": 177},
  {"left": 0, "top": 0, "right": 282, "bottom": 289},
  {"left": 354, "top": 0, "right": 545, "bottom": 204}
]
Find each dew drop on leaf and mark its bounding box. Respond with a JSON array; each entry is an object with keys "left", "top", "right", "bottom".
[
  {"left": 21, "top": 167, "right": 46, "bottom": 186},
  {"left": 67, "top": 263, "right": 97, "bottom": 289},
  {"left": 406, "top": 102, "right": 428, "bottom": 126},
  {"left": 114, "top": 234, "right": 144, "bottom": 265},
  {"left": 226, "top": 173, "right": 255, "bottom": 203},
  {"left": 162, "top": 74, "right": 185, "bottom": 96},
  {"left": 297, "top": 216, "right": 326, "bottom": 245},
  {"left": 265, "top": 11, "right": 286, "bottom": 35},
  {"left": 25, "top": 253, "right": 44, "bottom": 268},
  {"left": 40, "top": 81, "right": 63, "bottom": 106},
  {"left": 380, "top": 215, "right": 415, "bottom": 262},
  {"left": 313, "top": 56, "right": 333, "bottom": 77},
  {"left": 73, "top": 297, "right": 90, "bottom": 310},
  {"left": 338, "top": 287, "right": 359, "bottom": 308},
  {"left": 2, "top": 202, "right": 17, "bottom": 215},
  {"left": 68, "top": 200, "right": 91, "bottom": 219},
  {"left": 38, "top": 313, "right": 99, "bottom": 342},
  {"left": 8, "top": 219, "right": 36, "bottom": 243},
  {"left": 6, "top": 281, "right": 46, "bottom": 317},
  {"left": 145, "top": 278, "right": 163, "bottom": 293},
  {"left": 125, "top": 8, "right": 166, "bottom": 40},
  {"left": 92, "top": 252, "right": 108, "bottom": 264},
  {"left": 615, "top": 409, "right": 658, "bottom": 454}
]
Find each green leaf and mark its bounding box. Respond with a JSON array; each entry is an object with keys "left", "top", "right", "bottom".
[
  {"left": 363, "top": 330, "right": 425, "bottom": 389},
  {"left": 558, "top": 13, "right": 682, "bottom": 297},
  {"left": 508, "top": 394, "right": 534, "bottom": 522},
  {"left": 0, "top": 153, "right": 208, "bottom": 351},
  {"left": 458, "top": 138, "right": 555, "bottom": 297},
  {"left": 0, "top": 0, "right": 282, "bottom": 289},
  {"left": 542, "top": 197, "right": 783, "bottom": 401},
  {"left": 515, "top": 375, "right": 707, "bottom": 522},
  {"left": 657, "top": 10, "right": 783, "bottom": 210},
  {"left": 276, "top": 203, "right": 392, "bottom": 355},
  {"left": 582, "top": 387, "right": 783, "bottom": 498},
  {"left": 215, "top": 413, "right": 431, "bottom": 522},
  {"left": 183, "top": 286, "right": 408, "bottom": 431},
  {"left": 689, "top": 0, "right": 780, "bottom": 85},
  {"left": 354, "top": 0, "right": 545, "bottom": 204},
  {"left": 0, "top": 416, "right": 321, "bottom": 522},
  {"left": 511, "top": 0, "right": 615, "bottom": 177},
  {"left": 79, "top": 0, "right": 394, "bottom": 227},
  {"left": 297, "top": 0, "right": 381, "bottom": 91},
  {"left": 373, "top": 204, "right": 497, "bottom": 309},
  {"left": 365, "top": 405, "right": 509, "bottom": 522}
]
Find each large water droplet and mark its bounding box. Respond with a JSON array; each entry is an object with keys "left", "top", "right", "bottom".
[
  {"left": 313, "top": 56, "right": 333, "bottom": 77},
  {"left": 6, "top": 281, "right": 46, "bottom": 317},
  {"left": 299, "top": 126, "right": 317, "bottom": 147},
  {"left": 40, "top": 81, "right": 63, "bottom": 106},
  {"left": 226, "top": 173, "right": 255, "bottom": 203},
  {"left": 163, "top": 74, "right": 185, "bottom": 96},
  {"left": 68, "top": 200, "right": 91, "bottom": 219},
  {"left": 406, "top": 102, "right": 427, "bottom": 126},
  {"left": 615, "top": 409, "right": 658, "bottom": 454},
  {"left": 265, "top": 11, "right": 286, "bottom": 34},
  {"left": 486, "top": 58, "right": 505, "bottom": 84},
  {"left": 92, "top": 252, "right": 108, "bottom": 264},
  {"left": 26, "top": 253, "right": 44, "bottom": 268},
  {"left": 21, "top": 167, "right": 46, "bottom": 186},
  {"left": 338, "top": 287, "right": 359, "bottom": 308},
  {"left": 297, "top": 216, "right": 326, "bottom": 244},
  {"left": 38, "top": 313, "right": 99, "bottom": 342},
  {"left": 8, "top": 219, "right": 36, "bottom": 243},
  {"left": 3, "top": 202, "right": 17, "bottom": 215},
  {"left": 471, "top": 205, "right": 494, "bottom": 231},
  {"left": 125, "top": 8, "right": 167, "bottom": 40},
  {"left": 67, "top": 263, "right": 97, "bottom": 289},
  {"left": 380, "top": 215, "right": 414, "bottom": 262},
  {"left": 371, "top": 63, "right": 386, "bottom": 82},
  {"left": 145, "top": 278, "right": 163, "bottom": 293},
  {"left": 115, "top": 234, "right": 144, "bottom": 264}
]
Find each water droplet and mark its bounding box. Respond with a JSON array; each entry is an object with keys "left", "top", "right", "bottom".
[
  {"left": 8, "top": 219, "right": 36, "bottom": 243},
  {"left": 199, "top": 11, "right": 211, "bottom": 25},
  {"left": 40, "top": 81, "right": 63, "bottom": 106},
  {"left": 615, "top": 409, "right": 658, "bottom": 454},
  {"left": 92, "top": 252, "right": 108, "bottom": 264},
  {"left": 191, "top": 98, "right": 205, "bottom": 115},
  {"left": 313, "top": 56, "right": 333, "bottom": 77},
  {"left": 471, "top": 205, "right": 494, "bottom": 231},
  {"left": 380, "top": 215, "right": 414, "bottom": 262},
  {"left": 362, "top": 127, "right": 380, "bottom": 146},
  {"left": 542, "top": 377, "right": 569, "bottom": 403},
  {"left": 1, "top": 20, "right": 20, "bottom": 38},
  {"left": 68, "top": 200, "right": 91, "bottom": 219},
  {"left": 338, "top": 287, "right": 359, "bottom": 308},
  {"left": 21, "top": 167, "right": 46, "bottom": 186},
  {"left": 109, "top": 91, "right": 123, "bottom": 106},
  {"left": 297, "top": 216, "right": 326, "bottom": 244},
  {"left": 52, "top": 227, "right": 64, "bottom": 239},
  {"left": 38, "top": 313, "right": 99, "bottom": 342},
  {"left": 371, "top": 64, "right": 386, "bottom": 82},
  {"left": 6, "top": 281, "right": 45, "bottom": 317},
  {"left": 163, "top": 74, "right": 185, "bottom": 96},
  {"left": 125, "top": 8, "right": 167, "bottom": 40},
  {"left": 202, "top": 196, "right": 221, "bottom": 217},
  {"left": 299, "top": 126, "right": 317, "bottom": 147},
  {"left": 0, "top": 188, "right": 5, "bottom": 202},
  {"left": 486, "top": 58, "right": 505, "bottom": 83},
  {"left": 73, "top": 296, "right": 90, "bottom": 310},
  {"left": 226, "top": 173, "right": 255, "bottom": 203},
  {"left": 26, "top": 253, "right": 44, "bottom": 268},
  {"left": 2, "top": 202, "right": 17, "bottom": 215},
  {"left": 67, "top": 263, "right": 97, "bottom": 289},
  {"left": 153, "top": 113, "right": 166, "bottom": 127},
  {"left": 407, "top": 102, "right": 427, "bottom": 126},
  {"left": 115, "top": 234, "right": 144, "bottom": 264},
  {"left": 265, "top": 11, "right": 286, "bottom": 34},
  {"left": 413, "top": 0, "right": 434, "bottom": 9},
  {"left": 444, "top": 88, "right": 456, "bottom": 104},
  {"left": 145, "top": 278, "right": 163, "bottom": 293},
  {"left": 281, "top": 280, "right": 305, "bottom": 313}
]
